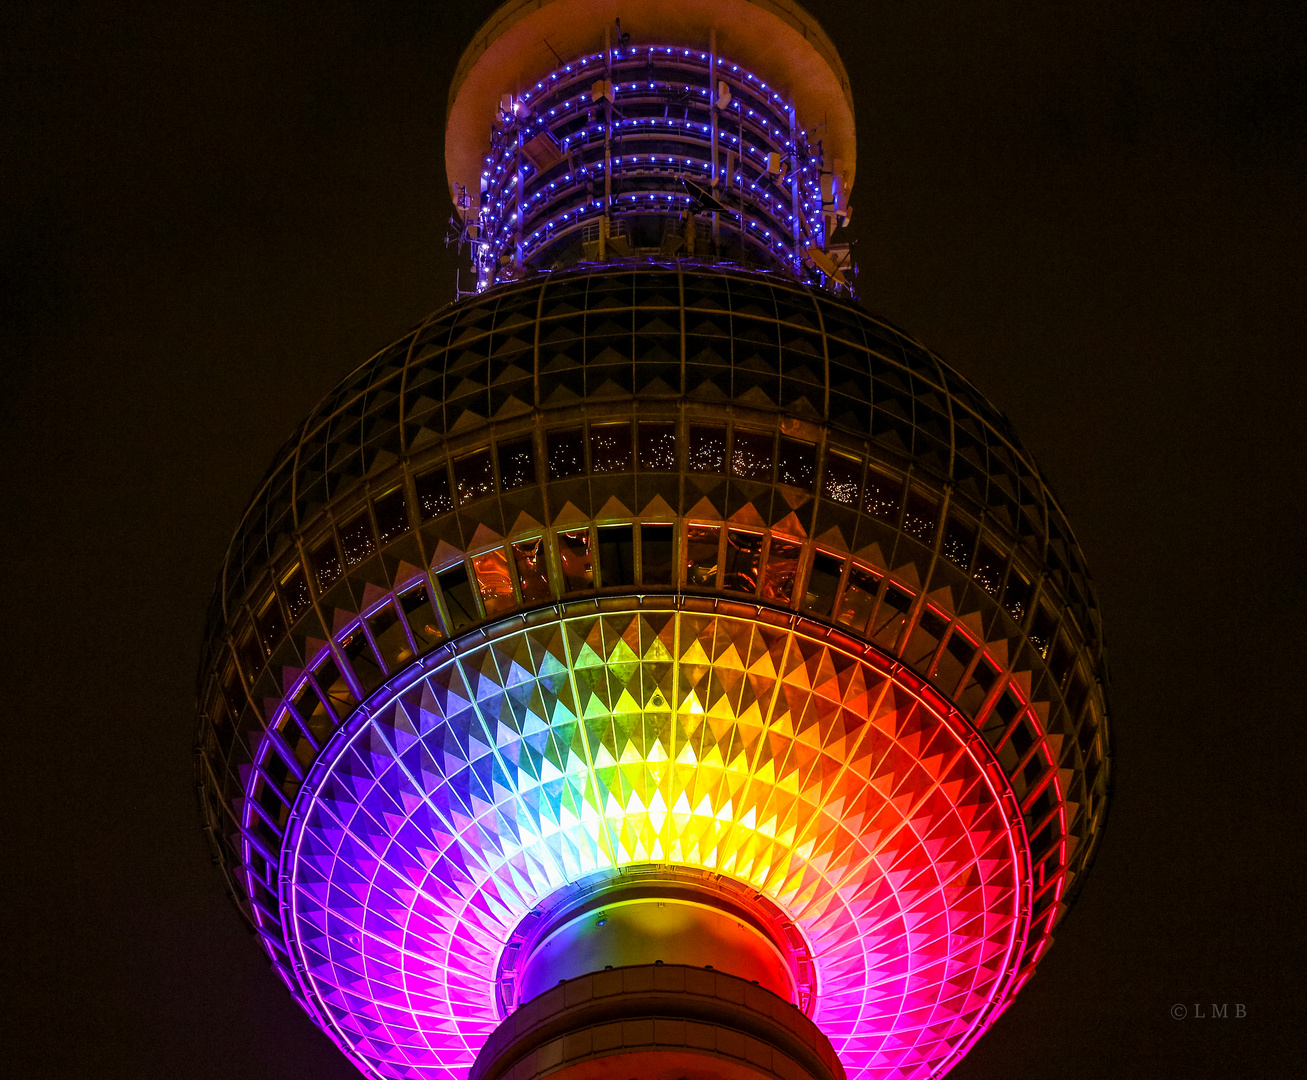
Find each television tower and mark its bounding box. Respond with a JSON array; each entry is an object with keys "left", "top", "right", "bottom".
[{"left": 196, "top": 3, "right": 1112, "bottom": 1079}]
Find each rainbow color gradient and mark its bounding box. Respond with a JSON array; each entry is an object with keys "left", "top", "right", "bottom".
[{"left": 279, "top": 602, "right": 1030, "bottom": 1080}]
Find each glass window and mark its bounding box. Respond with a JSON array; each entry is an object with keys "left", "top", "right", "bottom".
[
  {"left": 685, "top": 525, "right": 721, "bottom": 586},
  {"left": 803, "top": 551, "right": 844, "bottom": 616},
  {"left": 1029, "top": 605, "right": 1057, "bottom": 657},
  {"left": 640, "top": 524, "right": 676, "bottom": 585},
  {"left": 313, "top": 654, "right": 357, "bottom": 718},
  {"left": 341, "top": 629, "right": 384, "bottom": 693},
  {"left": 597, "top": 526, "right": 635, "bottom": 586},
  {"left": 1049, "top": 632, "right": 1075, "bottom": 685},
  {"left": 592, "top": 424, "right": 633, "bottom": 473},
  {"left": 871, "top": 582, "right": 913, "bottom": 648},
  {"left": 863, "top": 468, "right": 903, "bottom": 521},
  {"left": 776, "top": 438, "right": 815, "bottom": 490},
  {"left": 558, "top": 529, "right": 594, "bottom": 591},
  {"left": 688, "top": 425, "right": 726, "bottom": 472},
  {"left": 731, "top": 429, "right": 773, "bottom": 480},
  {"left": 822, "top": 452, "right": 861, "bottom": 505},
  {"left": 367, "top": 602, "right": 412, "bottom": 671},
  {"left": 373, "top": 487, "right": 409, "bottom": 544},
  {"left": 497, "top": 436, "right": 537, "bottom": 490},
  {"left": 310, "top": 533, "right": 342, "bottom": 591},
  {"left": 836, "top": 564, "right": 881, "bottom": 631},
  {"left": 257, "top": 597, "right": 285, "bottom": 653},
  {"left": 941, "top": 514, "right": 976, "bottom": 568},
  {"left": 761, "top": 538, "right": 802, "bottom": 604},
  {"left": 905, "top": 607, "right": 947, "bottom": 669},
  {"left": 398, "top": 583, "right": 442, "bottom": 650},
  {"left": 723, "top": 530, "right": 764, "bottom": 593},
  {"left": 513, "top": 538, "right": 553, "bottom": 603},
  {"left": 280, "top": 564, "right": 312, "bottom": 621},
  {"left": 1003, "top": 567, "right": 1031, "bottom": 622},
  {"left": 902, "top": 488, "right": 939, "bottom": 543},
  {"left": 638, "top": 423, "right": 676, "bottom": 470},
  {"left": 293, "top": 680, "right": 334, "bottom": 745},
  {"left": 414, "top": 465, "right": 453, "bottom": 519},
  {"left": 548, "top": 428, "right": 586, "bottom": 478},
  {"left": 339, "top": 511, "right": 376, "bottom": 568},
  {"left": 973, "top": 542, "right": 1005, "bottom": 598},
  {"left": 472, "top": 549, "right": 516, "bottom": 616},
  {"left": 454, "top": 449, "right": 495, "bottom": 504},
  {"left": 437, "top": 564, "right": 479, "bottom": 630}
]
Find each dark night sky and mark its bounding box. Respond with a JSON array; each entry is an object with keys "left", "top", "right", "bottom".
[{"left": 2, "top": 1, "right": 1303, "bottom": 1077}]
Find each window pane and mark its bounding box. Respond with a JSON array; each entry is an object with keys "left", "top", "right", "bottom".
[
  {"left": 398, "top": 583, "right": 443, "bottom": 650},
  {"left": 558, "top": 529, "right": 593, "bottom": 591},
  {"left": 761, "top": 539, "right": 802, "bottom": 604},
  {"left": 454, "top": 449, "right": 495, "bottom": 504},
  {"left": 973, "top": 543, "right": 1005, "bottom": 598},
  {"left": 688, "top": 425, "right": 726, "bottom": 472},
  {"left": 731, "top": 429, "right": 773, "bottom": 480},
  {"left": 437, "top": 565, "right": 479, "bottom": 630},
  {"left": 373, "top": 488, "right": 409, "bottom": 544},
  {"left": 548, "top": 428, "right": 586, "bottom": 478},
  {"left": 638, "top": 423, "right": 676, "bottom": 470},
  {"left": 941, "top": 514, "right": 976, "bottom": 568},
  {"left": 1003, "top": 567, "right": 1031, "bottom": 622},
  {"left": 777, "top": 438, "right": 815, "bottom": 490},
  {"left": 723, "top": 530, "right": 764, "bottom": 593},
  {"left": 836, "top": 564, "right": 881, "bottom": 631},
  {"left": 513, "top": 538, "right": 553, "bottom": 603},
  {"left": 871, "top": 583, "right": 913, "bottom": 649},
  {"left": 640, "top": 524, "right": 675, "bottom": 585},
  {"left": 592, "top": 424, "right": 633, "bottom": 473},
  {"left": 498, "top": 436, "right": 537, "bottom": 490},
  {"left": 863, "top": 468, "right": 902, "bottom": 520},
  {"left": 414, "top": 466, "right": 453, "bottom": 519},
  {"left": 342, "top": 629, "right": 384, "bottom": 693},
  {"left": 472, "top": 549, "right": 515, "bottom": 616},
  {"left": 803, "top": 551, "right": 844, "bottom": 615},
  {"left": 822, "top": 452, "right": 861, "bottom": 505},
  {"left": 339, "top": 511, "right": 376, "bottom": 568},
  {"left": 280, "top": 564, "right": 312, "bottom": 622},
  {"left": 685, "top": 525, "right": 720, "bottom": 587},
  {"left": 598, "top": 525, "right": 635, "bottom": 586},
  {"left": 902, "top": 488, "right": 939, "bottom": 543},
  {"left": 311, "top": 534, "right": 342, "bottom": 591},
  {"left": 367, "top": 602, "right": 412, "bottom": 671}
]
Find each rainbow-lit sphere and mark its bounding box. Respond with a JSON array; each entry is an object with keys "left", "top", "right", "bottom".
[{"left": 196, "top": 266, "right": 1111, "bottom": 1080}]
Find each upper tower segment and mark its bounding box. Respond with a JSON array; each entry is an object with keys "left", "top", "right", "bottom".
[{"left": 445, "top": 0, "right": 857, "bottom": 291}]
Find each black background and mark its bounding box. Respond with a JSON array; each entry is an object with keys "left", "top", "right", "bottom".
[{"left": 2, "top": 1, "right": 1303, "bottom": 1077}]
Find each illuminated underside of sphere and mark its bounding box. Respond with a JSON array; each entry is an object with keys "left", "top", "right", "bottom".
[{"left": 196, "top": 4, "right": 1111, "bottom": 1080}]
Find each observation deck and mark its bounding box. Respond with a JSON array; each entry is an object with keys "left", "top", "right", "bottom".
[{"left": 445, "top": 0, "right": 857, "bottom": 291}]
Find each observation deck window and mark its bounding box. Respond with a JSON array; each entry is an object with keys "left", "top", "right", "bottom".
[
  {"left": 803, "top": 551, "right": 844, "bottom": 616},
  {"left": 592, "top": 424, "right": 634, "bottom": 473},
  {"left": 731, "top": 429, "right": 773, "bottom": 481},
  {"left": 863, "top": 469, "right": 903, "bottom": 521},
  {"left": 761, "top": 538, "right": 802, "bottom": 604},
  {"left": 548, "top": 428, "right": 586, "bottom": 478},
  {"left": 455, "top": 449, "right": 495, "bottom": 504},
  {"left": 558, "top": 529, "right": 594, "bottom": 590},
  {"left": 513, "top": 539, "right": 553, "bottom": 602},
  {"left": 280, "top": 564, "right": 312, "bottom": 621},
  {"left": 836, "top": 564, "right": 882, "bottom": 632},
  {"left": 872, "top": 583, "right": 913, "bottom": 649},
  {"left": 310, "top": 533, "right": 342, "bottom": 591},
  {"left": 638, "top": 423, "right": 677, "bottom": 471},
  {"left": 339, "top": 511, "right": 376, "bottom": 568},
  {"left": 723, "top": 529, "right": 763, "bottom": 593},
  {"left": 398, "top": 583, "right": 442, "bottom": 650},
  {"left": 473, "top": 549, "right": 516, "bottom": 616},
  {"left": 373, "top": 487, "right": 410, "bottom": 544},
  {"left": 822, "top": 452, "right": 862, "bottom": 506},
  {"left": 640, "top": 524, "right": 675, "bottom": 585},
  {"left": 437, "top": 564, "right": 479, "bottom": 630},
  {"left": 777, "top": 437, "right": 816, "bottom": 490},
  {"left": 414, "top": 465, "right": 453, "bottom": 519},
  {"left": 366, "top": 602, "right": 412, "bottom": 672},
  {"left": 685, "top": 524, "right": 721, "bottom": 586},
  {"left": 688, "top": 425, "right": 726, "bottom": 473},
  {"left": 597, "top": 526, "right": 636, "bottom": 587},
  {"left": 497, "top": 437, "right": 537, "bottom": 490}
]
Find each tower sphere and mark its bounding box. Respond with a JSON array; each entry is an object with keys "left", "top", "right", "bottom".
[{"left": 196, "top": 5, "right": 1112, "bottom": 1080}]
